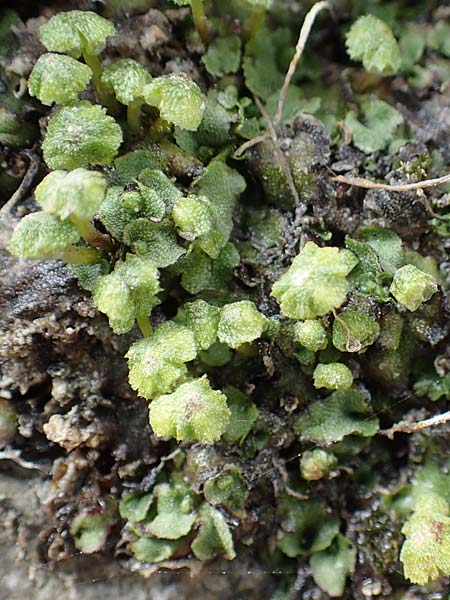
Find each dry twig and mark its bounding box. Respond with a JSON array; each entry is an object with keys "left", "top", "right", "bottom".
[
  {"left": 333, "top": 172, "right": 450, "bottom": 191},
  {"left": 381, "top": 411, "right": 450, "bottom": 440}
]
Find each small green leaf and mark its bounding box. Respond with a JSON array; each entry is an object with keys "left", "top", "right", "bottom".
[
  {"left": 344, "top": 99, "right": 403, "bottom": 154},
  {"left": 146, "top": 482, "right": 196, "bottom": 540},
  {"left": 332, "top": 310, "right": 380, "bottom": 352},
  {"left": 179, "top": 243, "right": 240, "bottom": 294},
  {"left": 277, "top": 497, "right": 340, "bottom": 557},
  {"left": 123, "top": 219, "right": 185, "bottom": 267},
  {"left": 35, "top": 168, "right": 106, "bottom": 222},
  {"left": 172, "top": 195, "right": 214, "bottom": 242},
  {"left": 313, "top": 362, "right": 353, "bottom": 391},
  {"left": 193, "top": 160, "right": 246, "bottom": 256},
  {"left": 310, "top": 534, "right": 356, "bottom": 597},
  {"left": 300, "top": 449, "right": 337, "bottom": 481},
  {"left": 39, "top": 10, "right": 116, "bottom": 58},
  {"left": 271, "top": 242, "right": 358, "bottom": 320},
  {"left": 295, "top": 389, "right": 379, "bottom": 443},
  {"left": 42, "top": 102, "right": 122, "bottom": 170},
  {"left": 176, "top": 299, "right": 220, "bottom": 350},
  {"left": 28, "top": 53, "right": 92, "bottom": 105},
  {"left": 119, "top": 492, "right": 153, "bottom": 522},
  {"left": 138, "top": 168, "right": 182, "bottom": 212},
  {"left": 7, "top": 212, "right": 80, "bottom": 260},
  {"left": 99, "top": 186, "right": 135, "bottom": 241},
  {"left": 126, "top": 321, "right": 197, "bottom": 399},
  {"left": 92, "top": 254, "right": 160, "bottom": 334},
  {"left": 346, "top": 15, "right": 401, "bottom": 75},
  {"left": 401, "top": 493, "right": 450, "bottom": 585},
  {"left": 191, "top": 503, "right": 236, "bottom": 560},
  {"left": 204, "top": 467, "right": 247, "bottom": 518},
  {"left": 390, "top": 264, "right": 438, "bottom": 311},
  {"left": 149, "top": 376, "right": 230, "bottom": 443},
  {"left": 101, "top": 58, "right": 151, "bottom": 105},
  {"left": 359, "top": 226, "right": 404, "bottom": 274},
  {"left": 131, "top": 536, "right": 184, "bottom": 563},
  {"left": 143, "top": 73, "right": 205, "bottom": 130},
  {"left": 222, "top": 386, "right": 259, "bottom": 445},
  {"left": 70, "top": 508, "right": 113, "bottom": 554},
  {"left": 293, "top": 319, "right": 328, "bottom": 352},
  {"left": 218, "top": 301, "right": 267, "bottom": 349},
  {"left": 202, "top": 35, "right": 241, "bottom": 78}
]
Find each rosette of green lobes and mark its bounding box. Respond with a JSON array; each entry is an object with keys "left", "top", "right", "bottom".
[
  {"left": 42, "top": 102, "right": 122, "bottom": 170},
  {"left": 149, "top": 376, "right": 230, "bottom": 443},
  {"left": 92, "top": 254, "right": 160, "bottom": 335},
  {"left": 28, "top": 53, "right": 92, "bottom": 105},
  {"left": 143, "top": 73, "right": 205, "bottom": 130},
  {"left": 126, "top": 321, "right": 198, "bottom": 400},
  {"left": 101, "top": 59, "right": 151, "bottom": 133},
  {"left": 271, "top": 242, "right": 358, "bottom": 320},
  {"left": 7, "top": 212, "right": 99, "bottom": 264}
]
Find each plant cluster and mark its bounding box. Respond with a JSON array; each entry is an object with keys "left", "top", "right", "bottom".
[{"left": 3, "top": 1, "right": 450, "bottom": 597}]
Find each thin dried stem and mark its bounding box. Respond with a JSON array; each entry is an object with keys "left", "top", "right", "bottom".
[
  {"left": 381, "top": 411, "right": 450, "bottom": 440},
  {"left": 234, "top": 133, "right": 269, "bottom": 158},
  {"left": 274, "top": 1, "right": 331, "bottom": 128},
  {"left": 333, "top": 172, "right": 450, "bottom": 191}
]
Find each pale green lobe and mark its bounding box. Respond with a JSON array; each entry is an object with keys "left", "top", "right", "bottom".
[
  {"left": 70, "top": 510, "right": 112, "bottom": 554},
  {"left": 277, "top": 497, "right": 340, "bottom": 558},
  {"left": 222, "top": 387, "right": 258, "bottom": 445},
  {"left": 28, "top": 53, "right": 92, "bottom": 105},
  {"left": 390, "top": 264, "right": 438, "bottom": 311},
  {"left": 271, "top": 242, "right": 358, "bottom": 320},
  {"left": 400, "top": 493, "right": 450, "bottom": 584},
  {"left": 310, "top": 534, "right": 356, "bottom": 597},
  {"left": 146, "top": 483, "right": 196, "bottom": 540},
  {"left": 295, "top": 389, "right": 379, "bottom": 443},
  {"left": 119, "top": 492, "right": 153, "bottom": 522},
  {"left": 218, "top": 300, "right": 267, "bottom": 349},
  {"left": 7, "top": 212, "right": 80, "bottom": 260},
  {"left": 313, "top": 363, "right": 353, "bottom": 391},
  {"left": 35, "top": 168, "right": 106, "bottom": 221},
  {"left": 172, "top": 195, "right": 213, "bottom": 242},
  {"left": 123, "top": 219, "right": 185, "bottom": 267},
  {"left": 101, "top": 58, "right": 151, "bottom": 105},
  {"left": 299, "top": 449, "right": 337, "bottom": 481},
  {"left": 178, "top": 300, "right": 220, "bottom": 350},
  {"left": 131, "top": 536, "right": 184, "bottom": 563},
  {"left": 203, "top": 467, "right": 247, "bottom": 518},
  {"left": 149, "top": 376, "right": 230, "bottom": 443},
  {"left": 143, "top": 73, "right": 205, "bottom": 130},
  {"left": 332, "top": 310, "right": 380, "bottom": 353},
  {"left": 126, "top": 321, "right": 197, "bottom": 400},
  {"left": 294, "top": 319, "right": 328, "bottom": 352},
  {"left": 93, "top": 273, "right": 136, "bottom": 333},
  {"left": 346, "top": 15, "right": 401, "bottom": 75},
  {"left": 344, "top": 100, "right": 403, "bottom": 154},
  {"left": 92, "top": 254, "right": 160, "bottom": 334},
  {"left": 42, "top": 102, "right": 122, "bottom": 170},
  {"left": 191, "top": 504, "right": 236, "bottom": 560},
  {"left": 39, "top": 10, "right": 116, "bottom": 58},
  {"left": 201, "top": 35, "right": 241, "bottom": 78}
]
